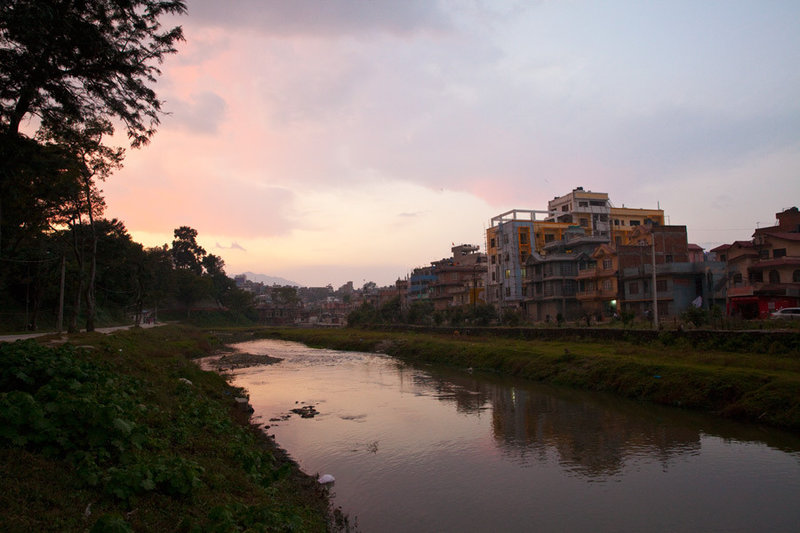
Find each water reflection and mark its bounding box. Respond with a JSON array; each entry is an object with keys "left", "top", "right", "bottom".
[
  {"left": 224, "top": 340, "right": 800, "bottom": 533},
  {"left": 398, "top": 363, "right": 800, "bottom": 480}
]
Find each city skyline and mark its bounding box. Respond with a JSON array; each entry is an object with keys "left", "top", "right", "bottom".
[{"left": 101, "top": 0, "right": 800, "bottom": 287}]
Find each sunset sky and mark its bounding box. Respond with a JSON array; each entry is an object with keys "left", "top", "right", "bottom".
[{"left": 103, "top": 0, "right": 800, "bottom": 288}]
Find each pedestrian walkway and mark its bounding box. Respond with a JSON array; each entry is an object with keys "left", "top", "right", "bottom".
[{"left": 0, "top": 321, "right": 164, "bottom": 343}]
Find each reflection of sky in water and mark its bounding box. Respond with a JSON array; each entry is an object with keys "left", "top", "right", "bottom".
[{"left": 227, "top": 339, "right": 800, "bottom": 533}]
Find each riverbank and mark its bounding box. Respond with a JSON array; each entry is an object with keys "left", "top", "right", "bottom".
[
  {"left": 0, "top": 325, "right": 335, "bottom": 532},
  {"left": 234, "top": 326, "right": 800, "bottom": 432}
]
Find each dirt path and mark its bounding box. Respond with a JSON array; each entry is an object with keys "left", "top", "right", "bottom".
[{"left": 0, "top": 321, "right": 165, "bottom": 343}]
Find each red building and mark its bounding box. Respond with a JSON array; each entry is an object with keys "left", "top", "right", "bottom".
[{"left": 712, "top": 207, "right": 800, "bottom": 318}]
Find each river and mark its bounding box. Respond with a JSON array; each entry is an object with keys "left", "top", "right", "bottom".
[{"left": 223, "top": 339, "right": 800, "bottom": 533}]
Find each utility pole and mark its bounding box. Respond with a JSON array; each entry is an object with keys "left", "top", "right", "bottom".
[{"left": 652, "top": 232, "right": 658, "bottom": 330}]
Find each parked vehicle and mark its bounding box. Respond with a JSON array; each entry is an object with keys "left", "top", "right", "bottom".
[{"left": 770, "top": 307, "right": 800, "bottom": 320}]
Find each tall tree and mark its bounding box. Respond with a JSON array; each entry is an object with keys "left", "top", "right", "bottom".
[
  {"left": 44, "top": 120, "right": 122, "bottom": 331},
  {"left": 171, "top": 226, "right": 206, "bottom": 275},
  {"left": 0, "top": 0, "right": 186, "bottom": 144},
  {"left": 0, "top": 0, "right": 186, "bottom": 253}
]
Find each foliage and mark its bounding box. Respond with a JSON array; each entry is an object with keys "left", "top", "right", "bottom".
[
  {"left": 271, "top": 286, "right": 300, "bottom": 307},
  {"left": 379, "top": 296, "right": 403, "bottom": 324},
  {"left": 407, "top": 300, "right": 435, "bottom": 325},
  {"left": 469, "top": 303, "right": 497, "bottom": 326},
  {"left": 171, "top": 226, "right": 207, "bottom": 274},
  {"left": 680, "top": 306, "right": 710, "bottom": 327},
  {"left": 0, "top": 1, "right": 196, "bottom": 333},
  {"left": 501, "top": 308, "right": 523, "bottom": 327},
  {"left": 0, "top": 327, "right": 331, "bottom": 531},
  {"left": 0, "top": 0, "right": 187, "bottom": 145},
  {"left": 347, "top": 302, "right": 379, "bottom": 326},
  {"left": 0, "top": 341, "right": 202, "bottom": 501}
]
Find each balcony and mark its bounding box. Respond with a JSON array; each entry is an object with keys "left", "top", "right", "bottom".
[{"left": 576, "top": 289, "right": 617, "bottom": 301}]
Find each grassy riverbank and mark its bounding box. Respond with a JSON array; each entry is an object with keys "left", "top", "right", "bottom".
[
  {"left": 242, "top": 326, "right": 800, "bottom": 432},
  {"left": 0, "top": 325, "right": 334, "bottom": 532}
]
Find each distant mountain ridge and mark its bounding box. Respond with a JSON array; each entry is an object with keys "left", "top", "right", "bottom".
[{"left": 238, "top": 272, "right": 300, "bottom": 287}]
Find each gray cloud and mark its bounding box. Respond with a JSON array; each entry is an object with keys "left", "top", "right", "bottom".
[
  {"left": 607, "top": 107, "right": 800, "bottom": 177},
  {"left": 215, "top": 242, "right": 247, "bottom": 251},
  {"left": 166, "top": 91, "right": 227, "bottom": 134},
  {"left": 187, "top": 0, "right": 449, "bottom": 36}
]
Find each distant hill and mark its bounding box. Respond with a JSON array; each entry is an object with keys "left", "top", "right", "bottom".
[{"left": 237, "top": 272, "right": 300, "bottom": 287}]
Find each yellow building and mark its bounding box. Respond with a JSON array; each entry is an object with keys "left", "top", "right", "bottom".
[{"left": 609, "top": 207, "right": 665, "bottom": 246}]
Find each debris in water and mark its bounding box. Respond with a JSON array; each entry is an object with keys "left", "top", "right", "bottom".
[
  {"left": 291, "top": 405, "right": 319, "bottom": 418},
  {"left": 318, "top": 474, "right": 335, "bottom": 484}
]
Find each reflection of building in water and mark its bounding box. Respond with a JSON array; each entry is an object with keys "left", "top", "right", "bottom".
[
  {"left": 399, "top": 363, "right": 704, "bottom": 480},
  {"left": 404, "top": 368, "right": 491, "bottom": 414},
  {"left": 487, "top": 381, "right": 701, "bottom": 478}
]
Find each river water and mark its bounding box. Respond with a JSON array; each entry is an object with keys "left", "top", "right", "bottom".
[{"left": 224, "top": 339, "right": 800, "bottom": 533}]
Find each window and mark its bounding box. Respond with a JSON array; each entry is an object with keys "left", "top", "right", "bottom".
[
  {"left": 759, "top": 249, "right": 769, "bottom": 259},
  {"left": 491, "top": 255, "right": 496, "bottom": 264},
  {"left": 665, "top": 254, "right": 673, "bottom": 263},
  {"left": 719, "top": 254, "right": 727, "bottom": 262},
  {"left": 503, "top": 234, "right": 509, "bottom": 244},
  {"left": 599, "top": 214, "right": 608, "bottom": 222},
  {"left": 614, "top": 219, "right": 620, "bottom": 226},
  {"left": 656, "top": 279, "right": 667, "bottom": 292},
  {"left": 769, "top": 270, "right": 780, "bottom": 283},
  {"left": 505, "top": 287, "right": 511, "bottom": 297},
  {"left": 522, "top": 286, "right": 527, "bottom": 297},
  {"left": 519, "top": 232, "right": 528, "bottom": 245},
  {"left": 578, "top": 201, "right": 588, "bottom": 207},
  {"left": 579, "top": 218, "right": 589, "bottom": 227},
  {"left": 590, "top": 200, "right": 605, "bottom": 206},
  {"left": 561, "top": 205, "right": 569, "bottom": 212},
  {"left": 490, "top": 238, "right": 495, "bottom": 248},
  {"left": 544, "top": 234, "right": 555, "bottom": 243},
  {"left": 630, "top": 220, "right": 640, "bottom": 226},
  {"left": 504, "top": 253, "right": 509, "bottom": 262},
  {"left": 603, "top": 279, "right": 613, "bottom": 291},
  {"left": 520, "top": 252, "right": 528, "bottom": 263},
  {"left": 794, "top": 270, "right": 800, "bottom": 283},
  {"left": 733, "top": 272, "right": 743, "bottom": 284},
  {"left": 505, "top": 269, "right": 511, "bottom": 279},
  {"left": 750, "top": 271, "right": 763, "bottom": 283},
  {"left": 491, "top": 271, "right": 496, "bottom": 281},
  {"left": 603, "top": 259, "right": 613, "bottom": 270},
  {"left": 629, "top": 282, "right": 639, "bottom": 294},
  {"left": 521, "top": 267, "right": 527, "bottom": 279},
  {"left": 774, "top": 248, "right": 787, "bottom": 258}
]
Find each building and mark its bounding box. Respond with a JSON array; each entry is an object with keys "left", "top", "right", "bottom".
[
  {"left": 429, "top": 244, "right": 487, "bottom": 310},
  {"left": 713, "top": 207, "right": 800, "bottom": 318},
  {"left": 408, "top": 266, "right": 437, "bottom": 303},
  {"left": 546, "top": 187, "right": 612, "bottom": 238},
  {"left": 525, "top": 228, "right": 608, "bottom": 321},
  {"left": 486, "top": 209, "right": 550, "bottom": 311},
  {"left": 576, "top": 243, "right": 620, "bottom": 317},
  {"left": 487, "top": 187, "right": 666, "bottom": 315},
  {"left": 609, "top": 206, "right": 665, "bottom": 247},
  {"left": 618, "top": 225, "right": 725, "bottom": 318}
]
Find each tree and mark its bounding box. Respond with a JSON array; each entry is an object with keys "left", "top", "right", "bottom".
[
  {"left": 0, "top": 0, "right": 186, "bottom": 145},
  {"left": 0, "top": 0, "right": 186, "bottom": 253},
  {"left": 171, "top": 226, "right": 206, "bottom": 274},
  {"left": 271, "top": 286, "right": 299, "bottom": 307},
  {"left": 202, "top": 253, "right": 236, "bottom": 307},
  {"left": 45, "top": 120, "right": 122, "bottom": 331},
  {"left": 173, "top": 269, "right": 210, "bottom": 319}
]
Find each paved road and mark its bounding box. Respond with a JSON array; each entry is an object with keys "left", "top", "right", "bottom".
[{"left": 0, "top": 321, "right": 164, "bottom": 343}]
